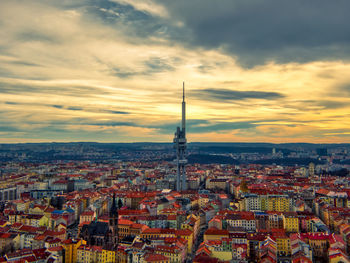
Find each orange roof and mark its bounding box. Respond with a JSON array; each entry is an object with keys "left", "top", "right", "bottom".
[
  {"left": 205, "top": 228, "right": 229, "bottom": 236},
  {"left": 168, "top": 215, "right": 176, "bottom": 220},
  {"left": 118, "top": 219, "right": 134, "bottom": 226},
  {"left": 131, "top": 223, "right": 146, "bottom": 229},
  {"left": 44, "top": 207, "right": 55, "bottom": 213},
  {"left": 0, "top": 233, "right": 12, "bottom": 239},
  {"left": 176, "top": 229, "right": 192, "bottom": 236},
  {"left": 142, "top": 228, "right": 161, "bottom": 234},
  {"left": 11, "top": 223, "right": 23, "bottom": 228},
  {"left": 316, "top": 189, "right": 330, "bottom": 195},
  {"left": 78, "top": 221, "right": 91, "bottom": 227},
  {"left": 48, "top": 246, "right": 64, "bottom": 252},
  {"left": 81, "top": 210, "right": 94, "bottom": 216},
  {"left": 34, "top": 235, "right": 46, "bottom": 241}
]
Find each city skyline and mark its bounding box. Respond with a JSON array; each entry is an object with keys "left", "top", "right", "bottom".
[{"left": 1, "top": 0, "right": 350, "bottom": 143}]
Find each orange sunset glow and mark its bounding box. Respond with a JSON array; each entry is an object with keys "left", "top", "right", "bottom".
[{"left": 1, "top": 0, "right": 350, "bottom": 143}]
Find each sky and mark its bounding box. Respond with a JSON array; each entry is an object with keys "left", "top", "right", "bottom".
[{"left": 1, "top": 0, "right": 350, "bottom": 143}]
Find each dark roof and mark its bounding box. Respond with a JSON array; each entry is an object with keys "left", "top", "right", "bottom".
[
  {"left": 81, "top": 221, "right": 109, "bottom": 236},
  {"left": 160, "top": 197, "right": 169, "bottom": 203},
  {"left": 120, "top": 235, "right": 135, "bottom": 245}
]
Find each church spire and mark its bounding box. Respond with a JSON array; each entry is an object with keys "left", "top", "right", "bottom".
[
  {"left": 108, "top": 193, "right": 119, "bottom": 250},
  {"left": 110, "top": 193, "right": 117, "bottom": 217}
]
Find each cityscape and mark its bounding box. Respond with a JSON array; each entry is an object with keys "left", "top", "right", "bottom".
[
  {"left": 1, "top": 89, "right": 350, "bottom": 263},
  {"left": 1, "top": 1, "right": 350, "bottom": 263}
]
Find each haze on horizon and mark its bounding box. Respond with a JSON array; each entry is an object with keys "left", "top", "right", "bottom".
[{"left": 1, "top": 0, "right": 350, "bottom": 144}]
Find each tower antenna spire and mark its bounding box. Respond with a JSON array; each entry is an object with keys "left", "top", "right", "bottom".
[
  {"left": 181, "top": 82, "right": 186, "bottom": 133},
  {"left": 183, "top": 82, "right": 185, "bottom": 101}
]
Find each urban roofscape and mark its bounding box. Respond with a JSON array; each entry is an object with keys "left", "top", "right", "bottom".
[{"left": 1, "top": 87, "right": 350, "bottom": 263}]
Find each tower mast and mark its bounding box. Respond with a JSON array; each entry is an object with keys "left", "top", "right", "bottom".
[
  {"left": 174, "top": 82, "right": 187, "bottom": 192},
  {"left": 182, "top": 82, "right": 186, "bottom": 135}
]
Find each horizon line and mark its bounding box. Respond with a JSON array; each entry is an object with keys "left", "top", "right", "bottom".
[{"left": 0, "top": 141, "right": 349, "bottom": 145}]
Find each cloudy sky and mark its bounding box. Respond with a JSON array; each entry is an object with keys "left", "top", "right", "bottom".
[{"left": 1, "top": 0, "right": 350, "bottom": 143}]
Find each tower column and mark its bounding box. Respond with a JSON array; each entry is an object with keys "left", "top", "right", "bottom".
[
  {"left": 174, "top": 82, "right": 187, "bottom": 192},
  {"left": 182, "top": 82, "right": 186, "bottom": 134}
]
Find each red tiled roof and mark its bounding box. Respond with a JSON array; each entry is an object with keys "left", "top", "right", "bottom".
[
  {"left": 176, "top": 229, "right": 192, "bottom": 236},
  {"left": 168, "top": 215, "right": 176, "bottom": 220},
  {"left": 144, "top": 253, "right": 169, "bottom": 262},
  {"left": 316, "top": 189, "right": 330, "bottom": 195},
  {"left": 81, "top": 210, "right": 94, "bottom": 216},
  {"left": 205, "top": 228, "right": 229, "bottom": 236},
  {"left": 118, "top": 219, "right": 134, "bottom": 226},
  {"left": 18, "top": 225, "right": 38, "bottom": 233},
  {"left": 61, "top": 238, "right": 81, "bottom": 244},
  {"left": 11, "top": 223, "right": 23, "bottom": 228},
  {"left": 34, "top": 235, "right": 46, "bottom": 241}
]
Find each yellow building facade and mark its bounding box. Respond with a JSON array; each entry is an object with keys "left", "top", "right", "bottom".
[
  {"left": 62, "top": 239, "right": 84, "bottom": 263},
  {"left": 283, "top": 214, "right": 299, "bottom": 233},
  {"left": 267, "top": 196, "right": 290, "bottom": 212}
]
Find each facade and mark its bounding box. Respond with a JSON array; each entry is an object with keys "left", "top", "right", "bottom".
[
  {"left": 62, "top": 238, "right": 84, "bottom": 263},
  {"left": 0, "top": 186, "right": 17, "bottom": 202}
]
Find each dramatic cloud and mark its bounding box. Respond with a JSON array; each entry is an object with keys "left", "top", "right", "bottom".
[
  {"left": 111, "top": 0, "right": 169, "bottom": 18},
  {"left": 0, "top": 0, "right": 350, "bottom": 143},
  {"left": 191, "top": 89, "right": 285, "bottom": 102},
  {"left": 156, "top": 0, "right": 350, "bottom": 66}
]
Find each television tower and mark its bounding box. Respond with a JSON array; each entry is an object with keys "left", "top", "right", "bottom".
[{"left": 174, "top": 82, "right": 187, "bottom": 191}]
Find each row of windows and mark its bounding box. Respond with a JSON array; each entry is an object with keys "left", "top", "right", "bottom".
[
  {"left": 228, "top": 221, "right": 256, "bottom": 225},
  {"left": 0, "top": 189, "right": 17, "bottom": 201}
]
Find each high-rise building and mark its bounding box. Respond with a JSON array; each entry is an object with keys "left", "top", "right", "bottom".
[
  {"left": 308, "top": 162, "right": 315, "bottom": 176},
  {"left": 173, "top": 82, "right": 187, "bottom": 191}
]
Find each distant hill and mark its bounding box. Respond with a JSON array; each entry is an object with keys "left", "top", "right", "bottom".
[
  {"left": 0, "top": 142, "right": 349, "bottom": 163},
  {"left": 187, "top": 154, "right": 240, "bottom": 164}
]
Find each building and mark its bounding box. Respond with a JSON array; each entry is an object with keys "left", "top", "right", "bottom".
[
  {"left": 62, "top": 238, "right": 84, "bottom": 263},
  {"left": 0, "top": 186, "right": 17, "bottom": 201}
]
